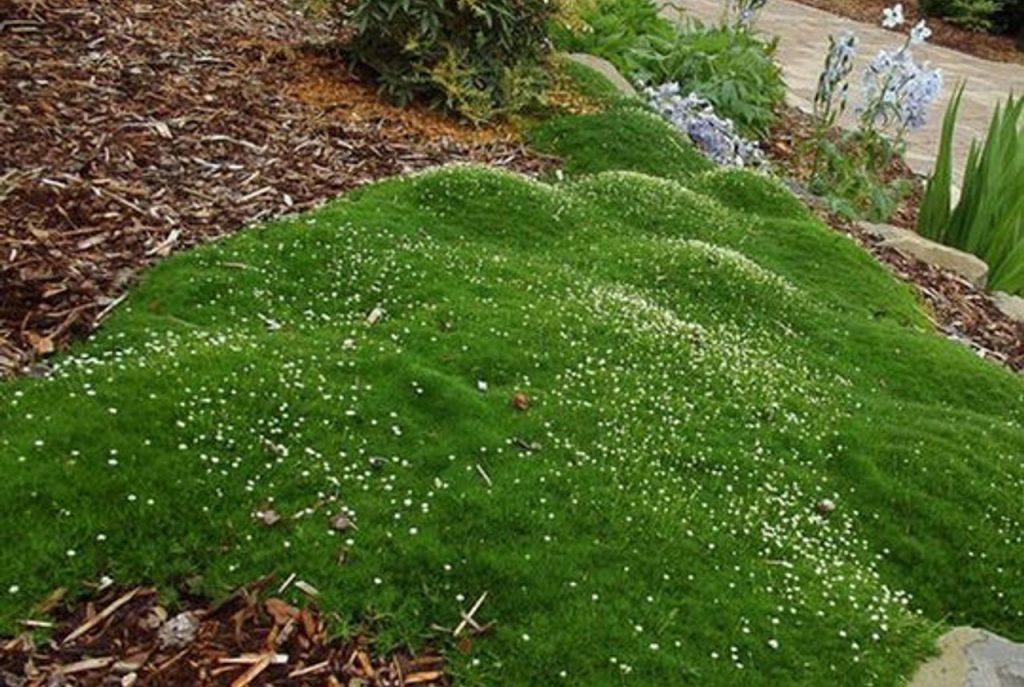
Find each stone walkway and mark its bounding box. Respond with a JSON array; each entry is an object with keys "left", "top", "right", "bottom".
[{"left": 659, "top": 0, "right": 1024, "bottom": 184}]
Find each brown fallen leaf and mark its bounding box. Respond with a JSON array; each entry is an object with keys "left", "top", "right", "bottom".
[
  {"left": 24, "top": 331, "right": 54, "bottom": 355},
  {"left": 264, "top": 598, "right": 299, "bottom": 625},
  {"left": 511, "top": 391, "right": 529, "bottom": 411}
]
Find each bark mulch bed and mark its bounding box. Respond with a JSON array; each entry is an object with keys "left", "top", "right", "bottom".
[
  {"left": 840, "top": 219, "right": 1024, "bottom": 374},
  {"left": 0, "top": 0, "right": 554, "bottom": 379},
  {"left": 766, "top": 108, "right": 1024, "bottom": 373},
  {"left": 0, "top": 578, "right": 449, "bottom": 686},
  {"left": 788, "top": 0, "right": 1024, "bottom": 64}
]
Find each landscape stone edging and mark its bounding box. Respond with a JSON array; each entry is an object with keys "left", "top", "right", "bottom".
[
  {"left": 991, "top": 291, "right": 1024, "bottom": 324},
  {"left": 858, "top": 221, "right": 989, "bottom": 289},
  {"left": 909, "top": 626, "right": 1024, "bottom": 687},
  {"left": 563, "top": 53, "right": 639, "bottom": 98}
]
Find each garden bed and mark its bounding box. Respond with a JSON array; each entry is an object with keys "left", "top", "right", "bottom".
[
  {"left": 0, "top": 0, "right": 552, "bottom": 378},
  {"left": 788, "top": 0, "right": 1023, "bottom": 63},
  {"left": 0, "top": 578, "right": 448, "bottom": 686},
  {"left": 2, "top": 100, "right": 1024, "bottom": 684},
  {"left": 766, "top": 106, "right": 1024, "bottom": 373}
]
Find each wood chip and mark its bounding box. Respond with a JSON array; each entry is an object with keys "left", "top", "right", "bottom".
[
  {"left": 229, "top": 652, "right": 273, "bottom": 687},
  {"left": 61, "top": 587, "right": 139, "bottom": 645}
]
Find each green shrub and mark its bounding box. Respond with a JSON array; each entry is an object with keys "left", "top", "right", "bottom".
[
  {"left": 551, "top": 0, "right": 676, "bottom": 65},
  {"left": 553, "top": 0, "right": 785, "bottom": 137},
  {"left": 918, "top": 88, "right": 1024, "bottom": 295},
  {"left": 628, "top": 24, "right": 784, "bottom": 137},
  {"left": 325, "top": 0, "right": 560, "bottom": 122},
  {"left": 920, "top": 0, "right": 1023, "bottom": 34}
]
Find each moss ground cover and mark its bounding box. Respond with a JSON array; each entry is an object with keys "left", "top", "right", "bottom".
[{"left": 2, "top": 75, "right": 1024, "bottom": 685}]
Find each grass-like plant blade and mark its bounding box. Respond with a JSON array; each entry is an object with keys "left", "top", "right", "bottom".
[
  {"left": 930, "top": 91, "right": 1023, "bottom": 294},
  {"left": 918, "top": 82, "right": 964, "bottom": 244}
]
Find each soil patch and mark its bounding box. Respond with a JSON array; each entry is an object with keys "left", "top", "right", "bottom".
[
  {"left": 788, "top": 0, "right": 1023, "bottom": 64},
  {"left": 0, "top": 0, "right": 554, "bottom": 377}
]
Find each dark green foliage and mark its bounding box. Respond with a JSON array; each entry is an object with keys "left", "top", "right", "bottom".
[
  {"left": 806, "top": 128, "right": 911, "bottom": 222},
  {"left": 627, "top": 24, "right": 785, "bottom": 137},
  {"left": 329, "top": 0, "right": 559, "bottom": 121},
  {"left": 920, "top": 0, "right": 1023, "bottom": 35},
  {"left": 552, "top": 0, "right": 785, "bottom": 136},
  {"left": 917, "top": 83, "right": 963, "bottom": 247},
  {"left": 550, "top": 0, "right": 677, "bottom": 62}
]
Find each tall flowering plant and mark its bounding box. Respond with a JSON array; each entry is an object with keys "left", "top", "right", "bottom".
[
  {"left": 723, "top": 0, "right": 771, "bottom": 29},
  {"left": 859, "top": 10, "right": 942, "bottom": 135},
  {"left": 805, "top": 3, "right": 944, "bottom": 220}
]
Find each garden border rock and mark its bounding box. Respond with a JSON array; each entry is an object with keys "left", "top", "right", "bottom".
[
  {"left": 909, "top": 626, "right": 1024, "bottom": 687},
  {"left": 564, "top": 53, "right": 639, "bottom": 98},
  {"left": 991, "top": 292, "right": 1024, "bottom": 325},
  {"left": 858, "top": 222, "right": 990, "bottom": 289}
]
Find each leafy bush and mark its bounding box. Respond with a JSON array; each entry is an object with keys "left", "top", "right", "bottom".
[
  {"left": 552, "top": 0, "right": 676, "bottom": 62},
  {"left": 629, "top": 24, "right": 785, "bottom": 137},
  {"left": 554, "top": 0, "right": 785, "bottom": 136},
  {"left": 918, "top": 89, "right": 1024, "bottom": 295},
  {"left": 921, "top": 0, "right": 1005, "bottom": 32},
  {"left": 322, "top": 0, "right": 560, "bottom": 121}
]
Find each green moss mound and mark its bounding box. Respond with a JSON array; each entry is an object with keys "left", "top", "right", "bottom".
[
  {"left": 529, "top": 105, "right": 713, "bottom": 180},
  {"left": 2, "top": 107, "right": 1024, "bottom": 687}
]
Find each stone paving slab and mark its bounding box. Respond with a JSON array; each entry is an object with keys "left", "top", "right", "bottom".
[{"left": 659, "top": 0, "right": 1024, "bottom": 184}]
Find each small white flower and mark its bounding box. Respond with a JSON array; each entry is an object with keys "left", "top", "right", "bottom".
[
  {"left": 910, "top": 20, "right": 932, "bottom": 46},
  {"left": 8, "top": 585, "right": 19, "bottom": 594},
  {"left": 476, "top": 380, "right": 488, "bottom": 393},
  {"left": 882, "top": 3, "right": 905, "bottom": 28},
  {"left": 768, "top": 638, "right": 780, "bottom": 650}
]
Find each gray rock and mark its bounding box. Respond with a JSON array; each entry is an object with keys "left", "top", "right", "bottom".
[
  {"left": 156, "top": 611, "right": 200, "bottom": 650},
  {"left": 910, "top": 627, "right": 1024, "bottom": 687},
  {"left": 859, "top": 222, "right": 989, "bottom": 288},
  {"left": 564, "top": 53, "right": 638, "bottom": 98},
  {"left": 991, "top": 292, "right": 1024, "bottom": 324}
]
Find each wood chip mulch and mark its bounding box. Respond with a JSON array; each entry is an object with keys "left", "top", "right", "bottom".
[
  {"left": 0, "top": 579, "right": 448, "bottom": 686},
  {"left": 828, "top": 214, "right": 1024, "bottom": 374},
  {"left": 787, "top": 0, "right": 1024, "bottom": 64},
  {"left": 0, "top": 0, "right": 556, "bottom": 378}
]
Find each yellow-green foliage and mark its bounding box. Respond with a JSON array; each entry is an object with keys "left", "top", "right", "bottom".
[{"left": 329, "top": 0, "right": 560, "bottom": 122}]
